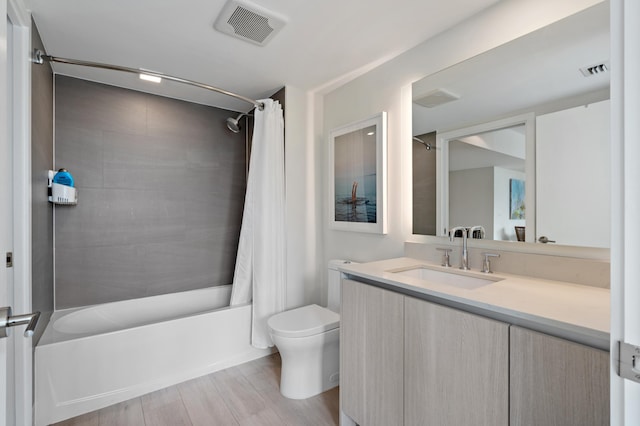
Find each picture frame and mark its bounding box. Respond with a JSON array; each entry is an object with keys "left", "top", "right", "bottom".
[{"left": 328, "top": 112, "right": 387, "bottom": 234}]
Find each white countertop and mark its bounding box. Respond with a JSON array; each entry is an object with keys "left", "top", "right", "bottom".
[{"left": 339, "top": 257, "right": 610, "bottom": 350}]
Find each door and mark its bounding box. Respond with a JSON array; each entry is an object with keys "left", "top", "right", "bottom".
[
  {"left": 510, "top": 326, "right": 609, "bottom": 425},
  {"left": 340, "top": 279, "right": 404, "bottom": 426},
  {"left": 2, "top": 3, "right": 34, "bottom": 424},
  {"left": 1, "top": 3, "right": 14, "bottom": 424},
  {"left": 404, "top": 297, "right": 509, "bottom": 426}
]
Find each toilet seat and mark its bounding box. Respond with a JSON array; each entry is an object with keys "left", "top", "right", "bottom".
[{"left": 268, "top": 304, "right": 339, "bottom": 338}]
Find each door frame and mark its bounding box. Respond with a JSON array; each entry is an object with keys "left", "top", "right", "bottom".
[
  {"left": 611, "top": 0, "right": 640, "bottom": 425},
  {"left": 6, "top": 0, "right": 32, "bottom": 425}
]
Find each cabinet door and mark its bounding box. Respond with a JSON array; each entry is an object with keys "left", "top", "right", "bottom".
[
  {"left": 404, "top": 296, "right": 509, "bottom": 426},
  {"left": 510, "top": 326, "right": 609, "bottom": 426},
  {"left": 340, "top": 279, "right": 404, "bottom": 426}
]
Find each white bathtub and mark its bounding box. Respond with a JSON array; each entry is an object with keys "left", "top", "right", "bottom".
[{"left": 35, "top": 285, "right": 272, "bottom": 426}]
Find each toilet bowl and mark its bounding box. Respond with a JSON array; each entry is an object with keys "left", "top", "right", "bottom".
[{"left": 267, "top": 260, "right": 351, "bottom": 400}]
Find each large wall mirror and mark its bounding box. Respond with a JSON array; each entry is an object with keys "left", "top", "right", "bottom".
[{"left": 412, "top": 2, "right": 610, "bottom": 250}]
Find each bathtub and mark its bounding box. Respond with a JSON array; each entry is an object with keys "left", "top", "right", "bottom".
[{"left": 35, "top": 285, "right": 272, "bottom": 426}]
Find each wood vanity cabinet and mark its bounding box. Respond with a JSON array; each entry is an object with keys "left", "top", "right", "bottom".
[
  {"left": 404, "top": 296, "right": 509, "bottom": 426},
  {"left": 340, "top": 279, "right": 609, "bottom": 426},
  {"left": 340, "top": 279, "right": 404, "bottom": 426},
  {"left": 510, "top": 326, "right": 610, "bottom": 426}
]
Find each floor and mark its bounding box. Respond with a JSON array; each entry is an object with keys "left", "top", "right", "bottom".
[{"left": 52, "top": 353, "right": 340, "bottom": 426}]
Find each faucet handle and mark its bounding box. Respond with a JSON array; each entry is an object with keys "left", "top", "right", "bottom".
[
  {"left": 448, "top": 226, "right": 468, "bottom": 238},
  {"left": 436, "top": 248, "right": 452, "bottom": 267},
  {"left": 481, "top": 252, "right": 500, "bottom": 273},
  {"left": 469, "top": 225, "right": 486, "bottom": 239}
]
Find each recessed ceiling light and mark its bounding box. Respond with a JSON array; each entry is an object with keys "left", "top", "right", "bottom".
[
  {"left": 139, "top": 73, "right": 161, "bottom": 83},
  {"left": 367, "top": 131, "right": 375, "bottom": 136}
]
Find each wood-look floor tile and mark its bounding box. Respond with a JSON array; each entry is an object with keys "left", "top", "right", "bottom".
[
  {"left": 237, "top": 406, "right": 287, "bottom": 426},
  {"left": 52, "top": 410, "right": 99, "bottom": 426},
  {"left": 141, "top": 386, "right": 192, "bottom": 426},
  {"left": 178, "top": 375, "right": 239, "bottom": 426},
  {"left": 48, "top": 353, "right": 338, "bottom": 426},
  {"left": 210, "top": 367, "right": 272, "bottom": 423},
  {"left": 98, "top": 398, "right": 145, "bottom": 426},
  {"left": 305, "top": 387, "right": 340, "bottom": 426},
  {"left": 242, "top": 370, "right": 295, "bottom": 424}
]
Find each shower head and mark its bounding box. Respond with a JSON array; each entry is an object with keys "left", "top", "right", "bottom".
[
  {"left": 226, "top": 116, "right": 241, "bottom": 133},
  {"left": 226, "top": 112, "right": 252, "bottom": 133}
]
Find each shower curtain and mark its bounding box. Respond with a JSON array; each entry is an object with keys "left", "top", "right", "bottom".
[{"left": 230, "top": 98, "right": 286, "bottom": 349}]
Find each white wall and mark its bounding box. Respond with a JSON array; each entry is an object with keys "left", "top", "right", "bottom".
[
  {"left": 317, "top": 0, "right": 602, "bottom": 287},
  {"left": 284, "top": 86, "right": 325, "bottom": 308}
]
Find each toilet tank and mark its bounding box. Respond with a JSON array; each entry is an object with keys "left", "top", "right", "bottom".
[{"left": 327, "top": 259, "right": 355, "bottom": 313}]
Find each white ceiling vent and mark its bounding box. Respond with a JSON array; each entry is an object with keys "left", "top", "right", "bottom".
[
  {"left": 580, "top": 61, "right": 610, "bottom": 77},
  {"left": 413, "top": 89, "right": 460, "bottom": 108},
  {"left": 214, "top": 0, "right": 286, "bottom": 46}
]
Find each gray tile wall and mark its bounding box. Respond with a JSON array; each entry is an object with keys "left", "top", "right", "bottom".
[
  {"left": 412, "top": 132, "right": 437, "bottom": 235},
  {"left": 31, "top": 20, "right": 54, "bottom": 342},
  {"left": 54, "top": 76, "right": 247, "bottom": 309}
]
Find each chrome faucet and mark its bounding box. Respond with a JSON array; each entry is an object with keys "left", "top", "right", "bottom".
[{"left": 449, "top": 226, "right": 470, "bottom": 270}]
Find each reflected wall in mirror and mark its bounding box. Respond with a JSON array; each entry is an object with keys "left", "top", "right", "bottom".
[
  {"left": 447, "top": 124, "right": 526, "bottom": 242},
  {"left": 412, "top": 131, "right": 436, "bottom": 235},
  {"left": 411, "top": 2, "right": 610, "bottom": 249}
]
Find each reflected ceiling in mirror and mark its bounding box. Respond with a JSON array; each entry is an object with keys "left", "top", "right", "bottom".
[
  {"left": 412, "top": 3, "right": 609, "bottom": 136},
  {"left": 449, "top": 126, "right": 525, "bottom": 173}
]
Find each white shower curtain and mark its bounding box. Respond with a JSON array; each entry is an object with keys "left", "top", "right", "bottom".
[{"left": 230, "top": 98, "right": 286, "bottom": 349}]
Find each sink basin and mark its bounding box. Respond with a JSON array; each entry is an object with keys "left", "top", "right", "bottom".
[{"left": 392, "top": 267, "right": 501, "bottom": 290}]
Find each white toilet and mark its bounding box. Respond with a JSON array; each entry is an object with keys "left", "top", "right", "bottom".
[{"left": 267, "top": 259, "right": 351, "bottom": 400}]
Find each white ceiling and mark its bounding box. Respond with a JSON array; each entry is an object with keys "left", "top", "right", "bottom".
[{"left": 24, "top": 0, "right": 499, "bottom": 113}]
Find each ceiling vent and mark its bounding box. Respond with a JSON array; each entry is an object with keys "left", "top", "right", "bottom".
[
  {"left": 413, "top": 89, "right": 460, "bottom": 108},
  {"left": 214, "top": 0, "right": 286, "bottom": 46},
  {"left": 580, "top": 61, "right": 610, "bottom": 77}
]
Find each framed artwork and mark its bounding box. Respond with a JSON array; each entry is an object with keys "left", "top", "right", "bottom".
[
  {"left": 329, "top": 112, "right": 387, "bottom": 234},
  {"left": 510, "top": 178, "right": 526, "bottom": 219}
]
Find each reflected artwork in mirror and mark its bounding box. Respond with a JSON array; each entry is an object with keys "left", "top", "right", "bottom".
[{"left": 411, "top": 2, "right": 610, "bottom": 249}]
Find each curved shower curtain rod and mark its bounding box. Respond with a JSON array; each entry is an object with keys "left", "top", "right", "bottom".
[{"left": 32, "top": 49, "right": 265, "bottom": 111}]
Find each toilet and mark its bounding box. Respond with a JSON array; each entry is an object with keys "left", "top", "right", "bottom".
[{"left": 267, "top": 259, "right": 351, "bottom": 400}]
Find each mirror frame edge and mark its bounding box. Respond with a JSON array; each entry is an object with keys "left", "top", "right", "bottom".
[{"left": 435, "top": 113, "right": 535, "bottom": 241}]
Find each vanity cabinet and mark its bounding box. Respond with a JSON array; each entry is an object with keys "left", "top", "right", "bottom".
[
  {"left": 340, "top": 279, "right": 404, "bottom": 426},
  {"left": 340, "top": 278, "right": 609, "bottom": 426},
  {"left": 404, "top": 296, "right": 509, "bottom": 425},
  {"left": 510, "top": 326, "right": 610, "bottom": 426}
]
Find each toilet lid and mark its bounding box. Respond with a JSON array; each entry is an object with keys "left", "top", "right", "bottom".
[{"left": 268, "top": 304, "right": 339, "bottom": 338}]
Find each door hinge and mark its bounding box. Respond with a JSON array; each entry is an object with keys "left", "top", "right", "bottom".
[
  {"left": 6, "top": 252, "right": 12, "bottom": 268},
  {"left": 618, "top": 341, "right": 640, "bottom": 384}
]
